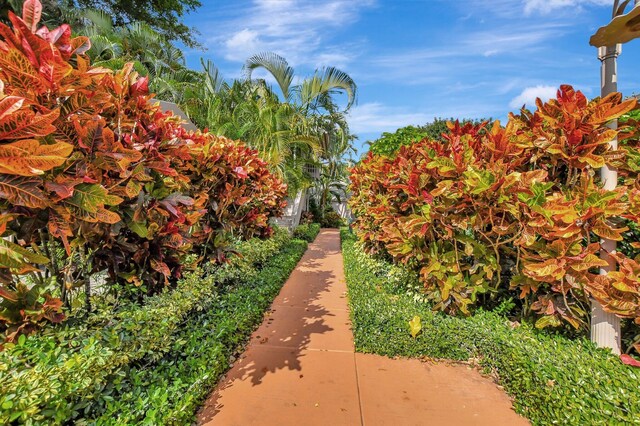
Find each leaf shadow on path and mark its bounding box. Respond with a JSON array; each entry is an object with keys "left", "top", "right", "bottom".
[{"left": 198, "top": 230, "right": 349, "bottom": 422}]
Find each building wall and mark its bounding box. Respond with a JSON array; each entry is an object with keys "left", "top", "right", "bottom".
[{"left": 273, "top": 190, "right": 306, "bottom": 229}]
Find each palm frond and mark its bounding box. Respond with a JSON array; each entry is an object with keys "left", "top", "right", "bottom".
[
  {"left": 298, "top": 66, "right": 357, "bottom": 112},
  {"left": 244, "top": 52, "right": 295, "bottom": 101},
  {"left": 201, "top": 59, "right": 224, "bottom": 96}
]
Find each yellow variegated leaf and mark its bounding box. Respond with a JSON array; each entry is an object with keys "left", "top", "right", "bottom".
[
  {"left": 577, "top": 152, "right": 605, "bottom": 168},
  {"left": 547, "top": 144, "right": 566, "bottom": 155},
  {"left": 524, "top": 259, "right": 565, "bottom": 281},
  {"left": 592, "top": 223, "right": 626, "bottom": 241},
  {"left": 570, "top": 254, "right": 609, "bottom": 271},
  {"left": 0, "top": 139, "right": 73, "bottom": 176},
  {"left": 612, "top": 280, "right": 638, "bottom": 293},
  {"left": 535, "top": 315, "right": 562, "bottom": 329},
  {"left": 0, "top": 238, "right": 49, "bottom": 269}
]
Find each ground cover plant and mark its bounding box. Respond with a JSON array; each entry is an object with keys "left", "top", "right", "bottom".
[
  {"left": 0, "top": 228, "right": 306, "bottom": 424},
  {"left": 0, "top": 0, "right": 286, "bottom": 344},
  {"left": 350, "top": 86, "right": 640, "bottom": 353},
  {"left": 341, "top": 229, "right": 640, "bottom": 425}
]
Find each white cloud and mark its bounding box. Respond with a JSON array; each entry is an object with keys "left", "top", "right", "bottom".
[
  {"left": 315, "top": 52, "right": 352, "bottom": 69},
  {"left": 509, "top": 85, "right": 558, "bottom": 108},
  {"left": 224, "top": 29, "right": 261, "bottom": 58},
  {"left": 362, "top": 22, "right": 569, "bottom": 86},
  {"left": 347, "top": 101, "right": 499, "bottom": 135},
  {"left": 523, "top": 0, "right": 611, "bottom": 15},
  {"left": 254, "top": 0, "right": 296, "bottom": 10},
  {"left": 347, "top": 103, "right": 435, "bottom": 134},
  {"left": 209, "top": 0, "right": 375, "bottom": 68}
]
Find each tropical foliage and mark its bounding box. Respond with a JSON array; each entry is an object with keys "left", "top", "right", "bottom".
[
  {"left": 0, "top": 0, "right": 202, "bottom": 47},
  {"left": 350, "top": 85, "right": 640, "bottom": 352},
  {"left": 6, "top": 0, "right": 359, "bottom": 200},
  {"left": 367, "top": 119, "right": 486, "bottom": 157},
  {"left": 0, "top": 0, "right": 286, "bottom": 344},
  {"left": 341, "top": 229, "right": 640, "bottom": 425},
  {"left": 188, "top": 52, "right": 358, "bottom": 196},
  {"left": 0, "top": 228, "right": 305, "bottom": 424}
]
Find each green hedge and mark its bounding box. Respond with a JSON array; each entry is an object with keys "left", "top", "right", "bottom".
[
  {"left": 292, "top": 223, "right": 321, "bottom": 242},
  {"left": 0, "top": 228, "right": 305, "bottom": 425},
  {"left": 341, "top": 229, "right": 640, "bottom": 426},
  {"left": 87, "top": 239, "right": 307, "bottom": 425}
]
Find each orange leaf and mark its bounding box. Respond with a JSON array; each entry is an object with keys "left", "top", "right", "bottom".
[
  {"left": 592, "top": 223, "right": 626, "bottom": 241},
  {"left": 569, "top": 253, "right": 609, "bottom": 271},
  {"left": 0, "top": 174, "right": 48, "bottom": 208},
  {"left": 0, "top": 108, "right": 59, "bottom": 140},
  {"left": 589, "top": 98, "right": 637, "bottom": 124},
  {"left": 0, "top": 139, "right": 72, "bottom": 176}
]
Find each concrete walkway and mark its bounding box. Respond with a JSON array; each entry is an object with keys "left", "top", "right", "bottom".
[{"left": 197, "top": 229, "right": 529, "bottom": 426}]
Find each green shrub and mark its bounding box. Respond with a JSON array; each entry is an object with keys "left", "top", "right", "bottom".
[
  {"left": 367, "top": 119, "right": 486, "bottom": 157},
  {"left": 341, "top": 229, "right": 640, "bottom": 426},
  {"left": 293, "top": 223, "right": 321, "bottom": 242},
  {"left": 85, "top": 239, "right": 308, "bottom": 425},
  {"left": 320, "top": 211, "right": 344, "bottom": 228},
  {"left": 0, "top": 228, "right": 299, "bottom": 425}
]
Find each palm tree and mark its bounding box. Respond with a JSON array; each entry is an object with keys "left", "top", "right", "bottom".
[
  {"left": 192, "top": 76, "right": 319, "bottom": 193},
  {"left": 309, "top": 113, "right": 356, "bottom": 218},
  {"left": 244, "top": 52, "right": 358, "bottom": 215},
  {"left": 244, "top": 52, "right": 357, "bottom": 113}
]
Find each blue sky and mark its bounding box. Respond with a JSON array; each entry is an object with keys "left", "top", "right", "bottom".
[{"left": 181, "top": 0, "right": 640, "bottom": 154}]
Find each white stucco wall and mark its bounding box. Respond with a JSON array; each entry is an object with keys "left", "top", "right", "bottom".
[{"left": 273, "top": 190, "right": 306, "bottom": 229}]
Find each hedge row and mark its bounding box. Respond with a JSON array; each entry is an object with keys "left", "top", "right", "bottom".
[
  {"left": 87, "top": 237, "right": 308, "bottom": 425},
  {"left": 349, "top": 87, "right": 640, "bottom": 332},
  {"left": 341, "top": 229, "right": 640, "bottom": 425},
  {"left": 0, "top": 1, "right": 287, "bottom": 341},
  {"left": 0, "top": 228, "right": 303, "bottom": 425}
]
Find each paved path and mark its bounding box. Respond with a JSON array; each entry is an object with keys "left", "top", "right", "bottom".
[{"left": 197, "top": 229, "right": 529, "bottom": 426}]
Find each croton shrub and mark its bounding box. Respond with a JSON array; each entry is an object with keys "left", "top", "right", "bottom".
[
  {"left": 0, "top": 0, "right": 286, "bottom": 344},
  {"left": 350, "top": 86, "right": 640, "bottom": 351}
]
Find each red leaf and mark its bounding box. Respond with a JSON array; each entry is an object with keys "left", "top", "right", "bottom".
[
  {"left": 620, "top": 354, "right": 640, "bottom": 368},
  {"left": 131, "top": 76, "right": 149, "bottom": 97},
  {"left": 234, "top": 166, "right": 248, "bottom": 179},
  {"left": 22, "top": 0, "right": 42, "bottom": 33}
]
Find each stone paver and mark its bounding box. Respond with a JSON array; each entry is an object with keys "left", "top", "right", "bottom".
[{"left": 197, "top": 229, "right": 529, "bottom": 426}]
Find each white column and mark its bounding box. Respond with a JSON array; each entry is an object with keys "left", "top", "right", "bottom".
[{"left": 591, "top": 44, "right": 622, "bottom": 355}]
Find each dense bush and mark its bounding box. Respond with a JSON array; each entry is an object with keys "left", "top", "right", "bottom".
[
  {"left": 367, "top": 119, "right": 486, "bottom": 157},
  {"left": 341, "top": 230, "right": 640, "bottom": 425},
  {"left": 320, "top": 210, "right": 344, "bottom": 228},
  {"left": 0, "top": 228, "right": 303, "bottom": 424},
  {"left": 299, "top": 210, "right": 315, "bottom": 225},
  {"left": 293, "top": 222, "right": 320, "bottom": 242},
  {"left": 0, "top": 1, "right": 286, "bottom": 342},
  {"left": 350, "top": 86, "right": 640, "bottom": 344}
]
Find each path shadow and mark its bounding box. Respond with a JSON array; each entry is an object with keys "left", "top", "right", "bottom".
[{"left": 198, "top": 230, "right": 348, "bottom": 423}]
